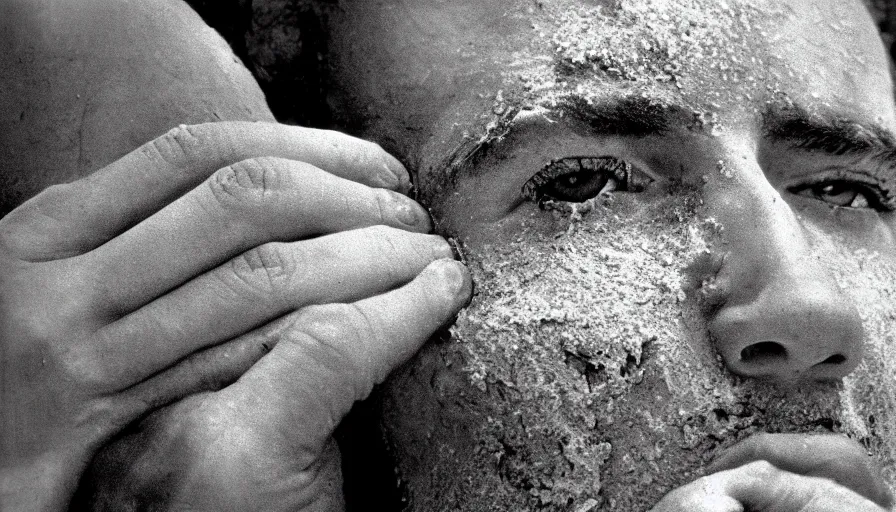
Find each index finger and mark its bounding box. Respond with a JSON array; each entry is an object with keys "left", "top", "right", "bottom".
[
  {"left": 651, "top": 461, "right": 886, "bottom": 512},
  {"left": 2, "top": 122, "right": 409, "bottom": 260},
  {"left": 708, "top": 433, "right": 894, "bottom": 509},
  {"left": 722, "top": 461, "right": 886, "bottom": 512}
]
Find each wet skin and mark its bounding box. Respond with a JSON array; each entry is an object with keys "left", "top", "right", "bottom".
[{"left": 327, "top": 0, "right": 896, "bottom": 508}]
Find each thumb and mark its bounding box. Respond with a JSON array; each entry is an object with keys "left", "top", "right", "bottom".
[{"left": 230, "top": 258, "right": 472, "bottom": 463}]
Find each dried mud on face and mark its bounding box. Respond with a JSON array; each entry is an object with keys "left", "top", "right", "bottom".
[
  {"left": 175, "top": 1, "right": 896, "bottom": 510},
  {"left": 380, "top": 188, "right": 896, "bottom": 511}
]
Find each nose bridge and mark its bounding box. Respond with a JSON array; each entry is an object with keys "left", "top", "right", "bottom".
[{"left": 698, "top": 143, "right": 864, "bottom": 382}]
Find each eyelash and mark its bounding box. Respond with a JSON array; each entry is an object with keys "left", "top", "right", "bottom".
[
  {"left": 521, "top": 156, "right": 652, "bottom": 205},
  {"left": 787, "top": 174, "right": 895, "bottom": 212},
  {"left": 522, "top": 158, "right": 895, "bottom": 214}
]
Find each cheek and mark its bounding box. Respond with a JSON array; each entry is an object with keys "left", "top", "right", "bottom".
[
  {"left": 383, "top": 191, "right": 896, "bottom": 510},
  {"left": 802, "top": 222, "right": 896, "bottom": 483},
  {"left": 455, "top": 192, "right": 711, "bottom": 402},
  {"left": 422, "top": 194, "right": 716, "bottom": 508}
]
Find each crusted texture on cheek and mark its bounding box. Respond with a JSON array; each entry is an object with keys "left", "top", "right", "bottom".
[
  {"left": 381, "top": 192, "right": 896, "bottom": 511},
  {"left": 803, "top": 221, "right": 896, "bottom": 485},
  {"left": 382, "top": 192, "right": 706, "bottom": 511}
]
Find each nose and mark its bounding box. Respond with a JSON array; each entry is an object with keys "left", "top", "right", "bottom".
[
  {"left": 710, "top": 270, "right": 864, "bottom": 382},
  {"left": 699, "top": 148, "right": 864, "bottom": 383}
]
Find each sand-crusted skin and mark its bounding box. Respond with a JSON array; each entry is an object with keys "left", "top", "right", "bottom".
[
  {"left": 59, "top": 1, "right": 896, "bottom": 510},
  {"left": 379, "top": 187, "right": 896, "bottom": 511},
  {"left": 202, "top": 1, "right": 896, "bottom": 510}
]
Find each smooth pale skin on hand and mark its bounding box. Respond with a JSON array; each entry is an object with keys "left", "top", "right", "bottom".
[
  {"left": 0, "top": 1, "right": 472, "bottom": 511},
  {"left": 321, "top": 0, "right": 896, "bottom": 509}
]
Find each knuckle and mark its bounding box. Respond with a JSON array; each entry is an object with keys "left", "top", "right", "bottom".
[
  {"left": 744, "top": 459, "right": 778, "bottom": 481},
  {"left": 146, "top": 124, "right": 207, "bottom": 166},
  {"left": 292, "top": 303, "right": 378, "bottom": 394},
  {"left": 226, "top": 243, "right": 294, "bottom": 298},
  {"left": 208, "top": 158, "right": 281, "bottom": 208},
  {"left": 296, "top": 303, "right": 373, "bottom": 347},
  {"left": 7, "top": 287, "right": 113, "bottom": 390}
]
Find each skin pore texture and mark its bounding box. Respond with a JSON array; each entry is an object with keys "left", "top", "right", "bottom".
[{"left": 327, "top": 0, "right": 896, "bottom": 509}]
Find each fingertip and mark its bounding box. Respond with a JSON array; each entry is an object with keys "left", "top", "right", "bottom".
[
  {"left": 706, "top": 447, "right": 741, "bottom": 474},
  {"left": 381, "top": 153, "right": 411, "bottom": 194},
  {"left": 427, "top": 258, "right": 473, "bottom": 307},
  {"left": 386, "top": 191, "right": 432, "bottom": 233},
  {"left": 706, "top": 432, "right": 769, "bottom": 474}
]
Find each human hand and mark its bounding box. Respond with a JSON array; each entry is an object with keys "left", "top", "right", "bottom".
[
  {"left": 650, "top": 433, "right": 894, "bottom": 511},
  {"left": 0, "top": 122, "right": 461, "bottom": 511},
  {"left": 78, "top": 257, "right": 470, "bottom": 511}
]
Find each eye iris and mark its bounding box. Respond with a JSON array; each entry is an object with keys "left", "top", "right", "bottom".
[
  {"left": 818, "top": 184, "right": 858, "bottom": 206},
  {"left": 789, "top": 179, "right": 890, "bottom": 210},
  {"left": 522, "top": 156, "right": 649, "bottom": 204}
]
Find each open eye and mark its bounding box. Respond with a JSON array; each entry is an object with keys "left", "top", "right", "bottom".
[
  {"left": 788, "top": 180, "right": 891, "bottom": 210},
  {"left": 521, "top": 156, "right": 652, "bottom": 204}
]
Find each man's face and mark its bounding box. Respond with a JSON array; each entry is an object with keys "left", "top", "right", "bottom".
[{"left": 330, "top": 0, "right": 896, "bottom": 508}]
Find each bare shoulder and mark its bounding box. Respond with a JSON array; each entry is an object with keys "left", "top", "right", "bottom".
[{"left": 0, "top": 0, "right": 273, "bottom": 216}]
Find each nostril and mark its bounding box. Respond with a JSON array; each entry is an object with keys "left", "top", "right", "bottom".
[
  {"left": 818, "top": 354, "right": 847, "bottom": 365},
  {"left": 740, "top": 341, "right": 787, "bottom": 364}
]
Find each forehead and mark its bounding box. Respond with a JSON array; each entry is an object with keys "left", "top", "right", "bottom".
[{"left": 331, "top": 0, "right": 895, "bottom": 184}]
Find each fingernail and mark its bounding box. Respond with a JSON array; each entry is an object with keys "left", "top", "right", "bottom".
[
  {"left": 382, "top": 154, "right": 409, "bottom": 184},
  {"left": 378, "top": 163, "right": 401, "bottom": 189},
  {"left": 431, "top": 236, "right": 454, "bottom": 260},
  {"left": 437, "top": 259, "right": 467, "bottom": 296},
  {"left": 394, "top": 198, "right": 423, "bottom": 227}
]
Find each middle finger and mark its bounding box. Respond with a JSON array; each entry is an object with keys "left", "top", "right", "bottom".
[
  {"left": 81, "top": 157, "right": 431, "bottom": 316},
  {"left": 89, "top": 226, "right": 453, "bottom": 390}
]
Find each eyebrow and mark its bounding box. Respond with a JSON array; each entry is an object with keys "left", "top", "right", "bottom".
[
  {"left": 436, "top": 96, "right": 896, "bottom": 187},
  {"left": 762, "top": 103, "right": 896, "bottom": 168},
  {"left": 560, "top": 95, "right": 681, "bottom": 137},
  {"left": 438, "top": 96, "right": 680, "bottom": 179}
]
